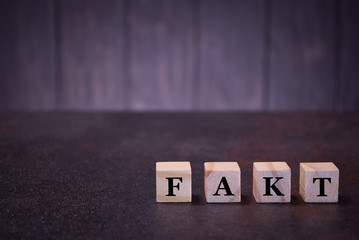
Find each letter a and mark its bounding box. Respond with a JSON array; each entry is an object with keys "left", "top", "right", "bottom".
[{"left": 213, "top": 177, "right": 234, "bottom": 196}]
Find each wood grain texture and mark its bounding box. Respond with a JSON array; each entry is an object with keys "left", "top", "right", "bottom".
[
  {"left": 269, "top": 0, "right": 336, "bottom": 110},
  {"left": 56, "top": 0, "right": 126, "bottom": 110},
  {"left": 156, "top": 162, "right": 192, "bottom": 202},
  {"left": 204, "top": 162, "right": 241, "bottom": 203},
  {"left": 198, "top": 0, "right": 265, "bottom": 110},
  {"left": 1, "top": 0, "right": 358, "bottom": 111},
  {"left": 253, "top": 162, "right": 291, "bottom": 203},
  {"left": 0, "top": 0, "right": 55, "bottom": 110},
  {"left": 300, "top": 162, "right": 339, "bottom": 203},
  {"left": 128, "top": 0, "right": 195, "bottom": 110},
  {"left": 340, "top": 0, "right": 359, "bottom": 110}
]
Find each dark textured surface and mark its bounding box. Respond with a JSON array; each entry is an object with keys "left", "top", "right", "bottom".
[{"left": 0, "top": 112, "right": 359, "bottom": 239}]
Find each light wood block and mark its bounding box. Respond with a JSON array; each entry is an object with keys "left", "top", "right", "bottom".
[
  {"left": 204, "top": 162, "right": 241, "bottom": 203},
  {"left": 253, "top": 162, "right": 291, "bottom": 203},
  {"left": 156, "top": 162, "right": 191, "bottom": 202},
  {"left": 300, "top": 162, "right": 339, "bottom": 203}
]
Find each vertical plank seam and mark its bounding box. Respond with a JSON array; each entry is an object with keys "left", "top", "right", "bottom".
[
  {"left": 53, "top": 0, "right": 62, "bottom": 110},
  {"left": 48, "top": 0, "right": 57, "bottom": 110},
  {"left": 123, "top": 0, "right": 131, "bottom": 110},
  {"left": 334, "top": 0, "right": 343, "bottom": 111},
  {"left": 191, "top": 0, "right": 201, "bottom": 110},
  {"left": 262, "top": 0, "right": 272, "bottom": 110}
]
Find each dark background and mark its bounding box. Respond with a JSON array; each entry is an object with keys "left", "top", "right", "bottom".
[
  {"left": 1, "top": 1, "right": 359, "bottom": 239},
  {"left": 1, "top": 0, "right": 359, "bottom": 111}
]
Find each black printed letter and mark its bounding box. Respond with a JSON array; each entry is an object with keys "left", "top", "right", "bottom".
[
  {"left": 166, "top": 177, "right": 183, "bottom": 196},
  {"left": 313, "top": 178, "right": 331, "bottom": 197},
  {"left": 213, "top": 177, "right": 234, "bottom": 196},
  {"left": 263, "top": 177, "right": 284, "bottom": 196}
]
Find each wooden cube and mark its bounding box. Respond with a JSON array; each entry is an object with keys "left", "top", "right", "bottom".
[
  {"left": 300, "top": 162, "right": 339, "bottom": 203},
  {"left": 156, "top": 162, "right": 191, "bottom": 202},
  {"left": 204, "top": 162, "right": 241, "bottom": 203},
  {"left": 253, "top": 162, "right": 291, "bottom": 203}
]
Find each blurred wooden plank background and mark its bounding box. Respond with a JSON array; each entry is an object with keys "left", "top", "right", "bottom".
[
  {"left": 129, "top": 0, "right": 195, "bottom": 110},
  {"left": 56, "top": 0, "right": 126, "bottom": 110},
  {"left": 341, "top": 0, "right": 359, "bottom": 110},
  {"left": 198, "top": 0, "right": 265, "bottom": 110},
  {"left": 0, "top": 0, "right": 358, "bottom": 111},
  {"left": 0, "top": 0, "right": 55, "bottom": 110},
  {"left": 269, "top": 0, "right": 336, "bottom": 110}
]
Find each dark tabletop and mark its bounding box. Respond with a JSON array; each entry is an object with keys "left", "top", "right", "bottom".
[{"left": 0, "top": 112, "right": 359, "bottom": 239}]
